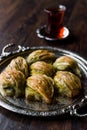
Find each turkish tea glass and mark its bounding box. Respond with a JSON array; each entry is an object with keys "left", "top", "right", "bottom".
[{"left": 44, "top": 5, "right": 66, "bottom": 38}]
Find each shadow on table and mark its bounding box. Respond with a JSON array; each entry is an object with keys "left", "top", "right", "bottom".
[{"left": 44, "top": 30, "right": 79, "bottom": 48}]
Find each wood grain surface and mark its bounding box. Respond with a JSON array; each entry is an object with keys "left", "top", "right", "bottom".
[{"left": 0, "top": 0, "right": 87, "bottom": 130}]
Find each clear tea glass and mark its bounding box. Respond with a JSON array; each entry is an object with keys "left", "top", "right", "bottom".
[{"left": 44, "top": 5, "right": 66, "bottom": 38}]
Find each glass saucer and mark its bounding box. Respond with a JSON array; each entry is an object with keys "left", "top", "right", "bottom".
[{"left": 36, "top": 25, "right": 69, "bottom": 41}]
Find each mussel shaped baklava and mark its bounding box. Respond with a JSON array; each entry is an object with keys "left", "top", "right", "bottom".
[
  {"left": 54, "top": 71, "right": 82, "bottom": 98},
  {"left": 0, "top": 69, "right": 26, "bottom": 97},
  {"left": 29, "top": 61, "right": 55, "bottom": 77},
  {"left": 53, "top": 56, "right": 81, "bottom": 77},
  {"left": 27, "top": 49, "right": 56, "bottom": 65},
  {"left": 6, "top": 56, "right": 28, "bottom": 78},
  {"left": 26, "top": 74, "right": 54, "bottom": 104}
]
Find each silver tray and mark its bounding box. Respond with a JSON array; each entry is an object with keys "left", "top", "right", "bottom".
[{"left": 0, "top": 43, "right": 87, "bottom": 117}]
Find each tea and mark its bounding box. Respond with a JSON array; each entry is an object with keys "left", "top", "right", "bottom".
[{"left": 44, "top": 5, "right": 66, "bottom": 38}]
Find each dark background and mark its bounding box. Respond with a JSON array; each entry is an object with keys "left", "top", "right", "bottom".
[{"left": 0, "top": 0, "right": 87, "bottom": 130}]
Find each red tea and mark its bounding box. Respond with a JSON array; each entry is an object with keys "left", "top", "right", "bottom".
[{"left": 44, "top": 5, "right": 66, "bottom": 38}]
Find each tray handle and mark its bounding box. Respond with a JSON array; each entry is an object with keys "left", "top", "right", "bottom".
[
  {"left": 0, "top": 43, "right": 29, "bottom": 60},
  {"left": 70, "top": 96, "right": 87, "bottom": 117},
  {"left": 71, "top": 108, "right": 87, "bottom": 117}
]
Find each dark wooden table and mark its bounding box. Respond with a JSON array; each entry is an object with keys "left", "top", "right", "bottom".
[{"left": 0, "top": 0, "right": 87, "bottom": 130}]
